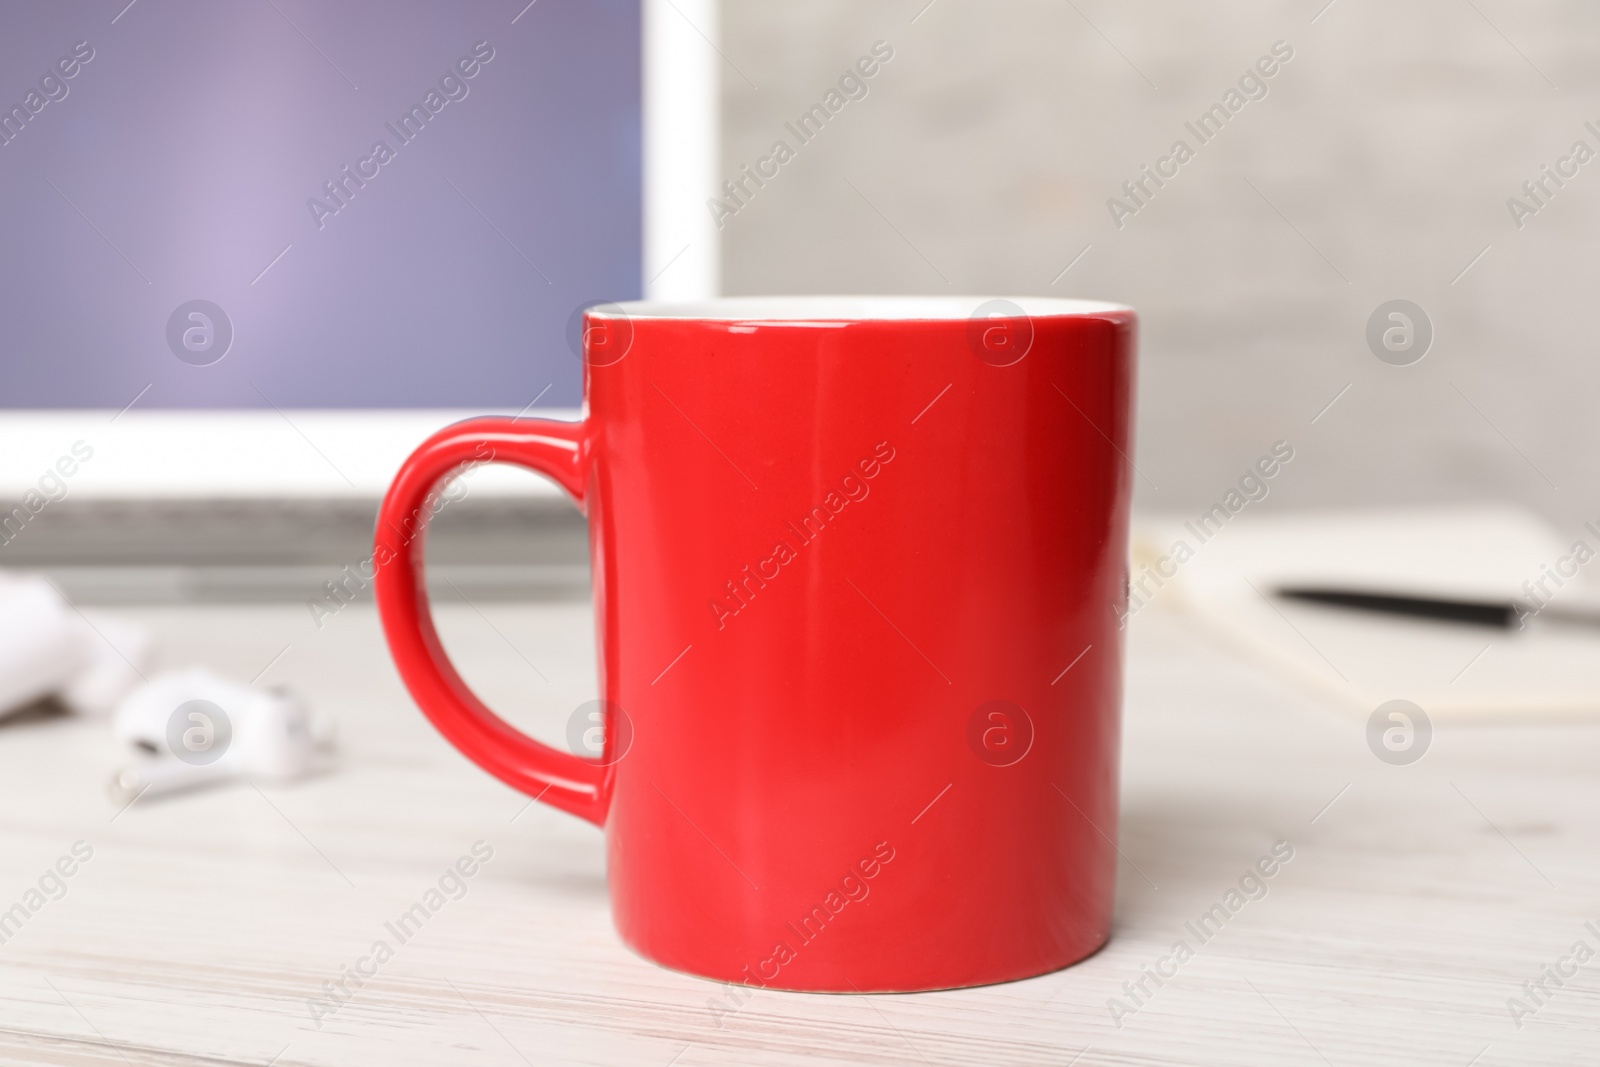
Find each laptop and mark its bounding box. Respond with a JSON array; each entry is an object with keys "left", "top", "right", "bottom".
[{"left": 0, "top": 0, "right": 718, "bottom": 598}]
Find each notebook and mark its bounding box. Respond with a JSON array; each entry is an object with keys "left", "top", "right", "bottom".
[{"left": 1131, "top": 506, "right": 1600, "bottom": 718}]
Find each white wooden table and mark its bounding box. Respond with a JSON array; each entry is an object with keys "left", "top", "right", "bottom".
[{"left": 0, "top": 599, "right": 1595, "bottom": 1065}]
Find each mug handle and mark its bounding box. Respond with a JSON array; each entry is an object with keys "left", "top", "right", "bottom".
[{"left": 373, "top": 416, "right": 608, "bottom": 826}]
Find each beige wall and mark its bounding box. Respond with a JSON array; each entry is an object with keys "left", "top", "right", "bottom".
[{"left": 719, "top": 0, "right": 1600, "bottom": 529}]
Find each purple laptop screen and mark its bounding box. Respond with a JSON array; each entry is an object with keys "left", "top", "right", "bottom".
[{"left": 0, "top": 0, "right": 641, "bottom": 408}]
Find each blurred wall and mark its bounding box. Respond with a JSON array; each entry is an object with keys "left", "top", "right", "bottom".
[{"left": 719, "top": 0, "right": 1599, "bottom": 530}]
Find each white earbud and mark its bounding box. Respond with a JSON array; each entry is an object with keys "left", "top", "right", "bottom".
[
  {"left": 0, "top": 573, "right": 148, "bottom": 721},
  {"left": 109, "top": 668, "right": 334, "bottom": 804}
]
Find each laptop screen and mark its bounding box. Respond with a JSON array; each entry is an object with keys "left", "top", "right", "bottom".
[{"left": 0, "top": 0, "right": 641, "bottom": 410}]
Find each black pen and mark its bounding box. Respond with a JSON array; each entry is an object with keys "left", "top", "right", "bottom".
[{"left": 1276, "top": 587, "right": 1600, "bottom": 630}]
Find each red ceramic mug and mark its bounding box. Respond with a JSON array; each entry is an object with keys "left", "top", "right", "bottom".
[{"left": 374, "top": 296, "right": 1136, "bottom": 992}]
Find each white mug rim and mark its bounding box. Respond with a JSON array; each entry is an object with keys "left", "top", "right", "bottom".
[{"left": 586, "top": 295, "right": 1132, "bottom": 322}]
